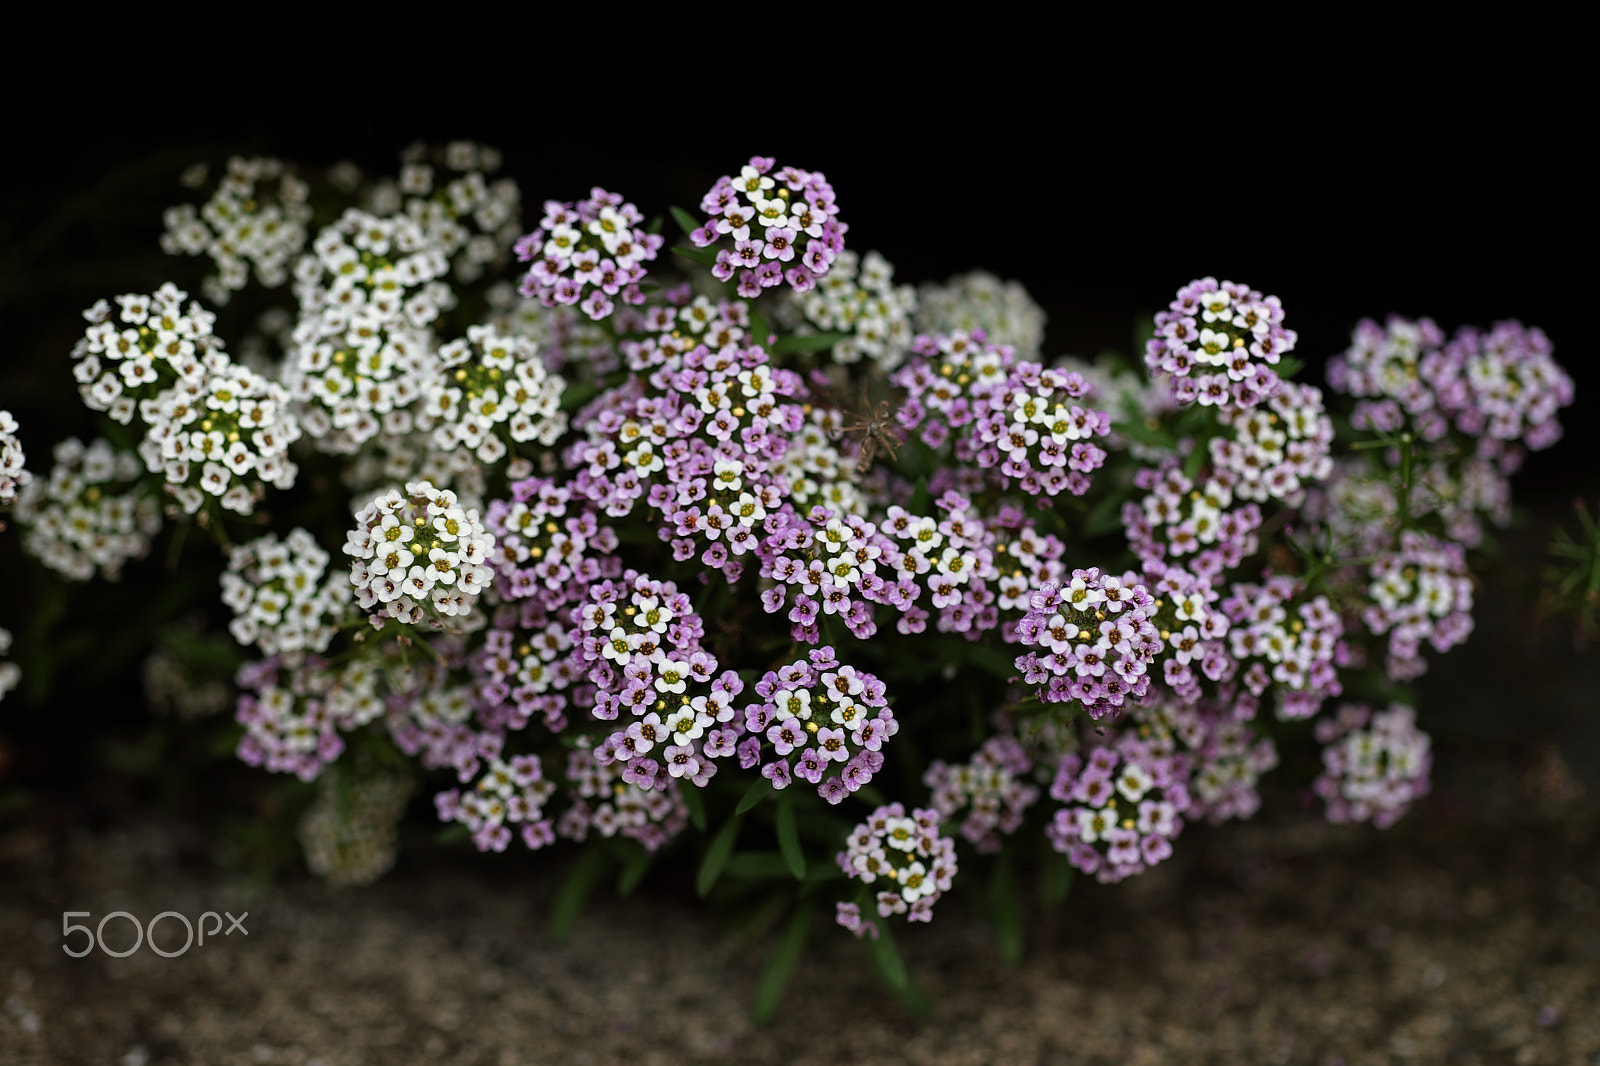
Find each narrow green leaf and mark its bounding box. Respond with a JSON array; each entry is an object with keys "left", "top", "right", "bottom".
[
  {"left": 435, "top": 824, "right": 470, "bottom": 844},
  {"left": 616, "top": 847, "right": 651, "bottom": 896},
  {"left": 775, "top": 792, "right": 806, "bottom": 880},
  {"left": 696, "top": 812, "right": 745, "bottom": 897},
  {"left": 1111, "top": 418, "right": 1175, "bottom": 449},
  {"left": 1042, "top": 851, "right": 1076, "bottom": 906},
  {"left": 724, "top": 851, "right": 792, "bottom": 880},
  {"left": 965, "top": 643, "right": 1019, "bottom": 681},
  {"left": 671, "top": 244, "right": 718, "bottom": 267},
  {"left": 908, "top": 476, "right": 932, "bottom": 516},
  {"left": 769, "top": 331, "right": 851, "bottom": 355},
  {"left": 549, "top": 847, "right": 609, "bottom": 941},
  {"left": 646, "top": 215, "right": 665, "bottom": 236},
  {"left": 1276, "top": 355, "right": 1304, "bottom": 380},
  {"left": 988, "top": 859, "right": 1024, "bottom": 965},
  {"left": 669, "top": 205, "right": 702, "bottom": 237},
  {"left": 866, "top": 920, "right": 910, "bottom": 992},
  {"left": 736, "top": 776, "right": 774, "bottom": 814},
  {"left": 751, "top": 903, "right": 812, "bottom": 1026},
  {"left": 680, "top": 779, "right": 707, "bottom": 832}
]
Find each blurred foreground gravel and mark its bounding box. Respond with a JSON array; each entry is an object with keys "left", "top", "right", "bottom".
[{"left": 2, "top": 785, "right": 1596, "bottom": 1066}]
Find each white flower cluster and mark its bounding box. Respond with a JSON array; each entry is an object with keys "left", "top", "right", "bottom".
[
  {"left": 284, "top": 209, "right": 453, "bottom": 452},
  {"left": 222, "top": 528, "right": 352, "bottom": 659},
  {"left": 794, "top": 250, "right": 917, "bottom": 368},
  {"left": 73, "top": 285, "right": 300, "bottom": 515},
  {"left": 73, "top": 284, "right": 224, "bottom": 424},
  {"left": 1211, "top": 380, "right": 1336, "bottom": 506},
  {"left": 0, "top": 410, "right": 29, "bottom": 503},
  {"left": 161, "top": 157, "right": 312, "bottom": 305},
  {"left": 14, "top": 438, "right": 161, "bottom": 581},
  {"left": 299, "top": 762, "right": 415, "bottom": 886},
  {"left": 0, "top": 627, "right": 19, "bottom": 704},
  {"left": 345, "top": 481, "right": 496, "bottom": 627},
  {"left": 386, "top": 141, "right": 522, "bottom": 285},
  {"left": 766, "top": 407, "right": 863, "bottom": 515},
  {"left": 427, "top": 323, "right": 567, "bottom": 463},
  {"left": 915, "top": 270, "right": 1046, "bottom": 360}
]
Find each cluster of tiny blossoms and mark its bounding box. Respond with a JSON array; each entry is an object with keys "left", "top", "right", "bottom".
[
  {"left": 161, "top": 157, "right": 312, "bottom": 305},
  {"left": 1313, "top": 702, "right": 1431, "bottom": 827},
  {"left": 1013, "top": 569, "right": 1163, "bottom": 719},
  {"left": 426, "top": 323, "right": 567, "bottom": 463},
  {"left": 923, "top": 734, "right": 1040, "bottom": 853},
  {"left": 1144, "top": 277, "right": 1296, "bottom": 409},
  {"left": 915, "top": 271, "right": 1047, "bottom": 361},
  {"left": 345, "top": 481, "right": 496, "bottom": 627},
  {"left": 838, "top": 803, "right": 958, "bottom": 923},
  {"left": 1328, "top": 316, "right": 1574, "bottom": 456},
  {"left": 1363, "top": 530, "right": 1473, "bottom": 681},
  {"left": 1219, "top": 576, "right": 1344, "bottom": 720},
  {"left": 1211, "top": 381, "right": 1336, "bottom": 506},
  {"left": 1045, "top": 739, "right": 1191, "bottom": 884},
  {"left": 0, "top": 410, "right": 29, "bottom": 504},
  {"left": 14, "top": 438, "right": 162, "bottom": 581},
  {"left": 284, "top": 208, "right": 450, "bottom": 451},
  {"left": 557, "top": 746, "right": 689, "bottom": 853},
  {"left": 740, "top": 648, "right": 897, "bottom": 805},
  {"left": 221, "top": 528, "right": 351, "bottom": 659},
  {"left": 0, "top": 627, "right": 18, "bottom": 704},
  {"left": 513, "top": 188, "right": 660, "bottom": 320},
  {"left": 690, "top": 156, "right": 846, "bottom": 297},
  {"left": 894, "top": 332, "right": 1112, "bottom": 498},
  {"left": 1130, "top": 694, "right": 1280, "bottom": 824},
  {"left": 390, "top": 140, "right": 523, "bottom": 285},
  {"left": 234, "top": 655, "right": 385, "bottom": 780},
  {"left": 1123, "top": 459, "right": 1262, "bottom": 581},
  {"left": 789, "top": 249, "right": 917, "bottom": 368},
  {"left": 435, "top": 752, "right": 557, "bottom": 853}
]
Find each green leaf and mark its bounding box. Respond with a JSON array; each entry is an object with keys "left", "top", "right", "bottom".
[
  {"left": 987, "top": 858, "right": 1024, "bottom": 965},
  {"left": 549, "top": 847, "right": 609, "bottom": 941},
  {"left": 671, "top": 244, "right": 718, "bottom": 268},
  {"left": 616, "top": 846, "right": 652, "bottom": 896},
  {"left": 751, "top": 308, "right": 773, "bottom": 347},
  {"left": 751, "top": 903, "right": 812, "bottom": 1026},
  {"left": 775, "top": 792, "right": 806, "bottom": 880},
  {"left": 964, "top": 642, "right": 1019, "bottom": 681},
  {"left": 696, "top": 812, "right": 745, "bottom": 897},
  {"left": 724, "top": 851, "right": 792, "bottom": 881},
  {"left": 1112, "top": 418, "right": 1176, "bottom": 450},
  {"left": 1275, "top": 355, "right": 1304, "bottom": 381},
  {"left": 1042, "top": 851, "right": 1076, "bottom": 906},
  {"left": 736, "top": 776, "right": 774, "bottom": 814},
  {"left": 646, "top": 215, "right": 665, "bottom": 236},
  {"left": 769, "top": 331, "right": 851, "bottom": 355},
  {"left": 434, "top": 824, "right": 470, "bottom": 844},
  {"left": 680, "top": 779, "right": 707, "bottom": 832},
  {"left": 908, "top": 477, "right": 932, "bottom": 516},
  {"left": 669, "top": 205, "right": 702, "bottom": 237}
]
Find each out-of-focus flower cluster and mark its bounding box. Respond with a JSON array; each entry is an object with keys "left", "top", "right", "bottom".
[
  {"left": 916, "top": 271, "right": 1046, "bottom": 361},
  {"left": 0, "top": 410, "right": 30, "bottom": 504},
  {"left": 1313, "top": 702, "right": 1431, "bottom": 827},
  {"left": 14, "top": 438, "right": 162, "bottom": 580}
]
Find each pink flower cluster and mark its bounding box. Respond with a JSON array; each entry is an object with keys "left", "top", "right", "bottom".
[
  {"left": 514, "top": 188, "right": 662, "bottom": 320},
  {"left": 1144, "top": 277, "right": 1296, "bottom": 409},
  {"left": 1313, "top": 702, "right": 1431, "bottom": 828},
  {"left": 923, "top": 734, "right": 1040, "bottom": 853},
  {"left": 689, "top": 156, "right": 846, "bottom": 298},
  {"left": 1362, "top": 530, "right": 1474, "bottom": 681},
  {"left": 1045, "top": 742, "right": 1190, "bottom": 884},
  {"left": 1013, "top": 568, "right": 1163, "bottom": 719},
  {"left": 837, "top": 803, "right": 958, "bottom": 922},
  {"left": 739, "top": 648, "right": 896, "bottom": 805}
]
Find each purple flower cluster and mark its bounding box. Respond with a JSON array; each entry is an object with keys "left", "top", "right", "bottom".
[
  {"left": 434, "top": 752, "right": 557, "bottom": 852},
  {"left": 923, "top": 734, "right": 1040, "bottom": 853},
  {"left": 837, "top": 803, "right": 958, "bottom": 922},
  {"left": 1313, "top": 702, "right": 1431, "bottom": 828},
  {"left": 1329, "top": 316, "right": 1573, "bottom": 458},
  {"left": 1013, "top": 568, "right": 1163, "bottom": 719},
  {"left": 1144, "top": 277, "right": 1296, "bottom": 409},
  {"left": 740, "top": 648, "right": 896, "bottom": 805},
  {"left": 513, "top": 187, "right": 662, "bottom": 320},
  {"left": 1045, "top": 741, "right": 1190, "bottom": 884},
  {"left": 893, "top": 331, "right": 1112, "bottom": 498},
  {"left": 234, "top": 654, "right": 384, "bottom": 781},
  {"left": 689, "top": 156, "right": 846, "bottom": 298},
  {"left": 1362, "top": 530, "right": 1474, "bottom": 681},
  {"left": 557, "top": 745, "right": 689, "bottom": 852},
  {"left": 1219, "top": 575, "right": 1344, "bottom": 720},
  {"left": 1131, "top": 693, "right": 1279, "bottom": 824},
  {"left": 1123, "top": 459, "right": 1262, "bottom": 580},
  {"left": 576, "top": 570, "right": 744, "bottom": 791},
  {"left": 1211, "top": 381, "right": 1336, "bottom": 506}
]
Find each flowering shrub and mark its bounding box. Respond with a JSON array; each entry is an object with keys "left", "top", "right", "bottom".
[{"left": 0, "top": 142, "right": 1579, "bottom": 1015}]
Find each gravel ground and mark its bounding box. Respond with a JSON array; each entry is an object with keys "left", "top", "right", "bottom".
[{"left": 2, "top": 783, "right": 1596, "bottom": 1066}]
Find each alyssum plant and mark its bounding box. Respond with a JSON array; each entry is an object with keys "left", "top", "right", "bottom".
[{"left": 0, "top": 144, "right": 1577, "bottom": 1016}]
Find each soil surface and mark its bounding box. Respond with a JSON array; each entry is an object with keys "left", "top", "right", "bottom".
[{"left": 2, "top": 781, "right": 1596, "bottom": 1066}]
